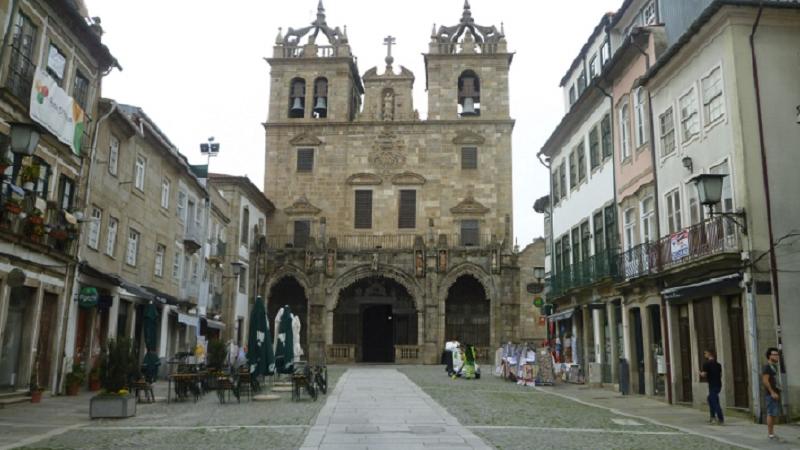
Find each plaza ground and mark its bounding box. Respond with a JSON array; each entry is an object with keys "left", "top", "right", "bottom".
[{"left": 0, "top": 365, "right": 798, "bottom": 449}]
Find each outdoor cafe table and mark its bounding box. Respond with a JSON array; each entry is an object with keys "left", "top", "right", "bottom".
[{"left": 167, "top": 372, "right": 206, "bottom": 403}]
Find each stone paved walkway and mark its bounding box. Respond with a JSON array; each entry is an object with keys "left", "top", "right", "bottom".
[{"left": 301, "top": 368, "right": 490, "bottom": 449}]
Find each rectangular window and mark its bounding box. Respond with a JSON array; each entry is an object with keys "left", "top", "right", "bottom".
[
  {"left": 134, "top": 156, "right": 146, "bottom": 191},
  {"left": 108, "top": 136, "right": 119, "bottom": 176},
  {"left": 666, "top": 189, "right": 682, "bottom": 233},
  {"left": 460, "top": 220, "right": 479, "bottom": 246},
  {"left": 88, "top": 206, "right": 102, "bottom": 250},
  {"left": 624, "top": 207, "right": 636, "bottom": 251},
  {"left": 580, "top": 222, "right": 591, "bottom": 261},
  {"left": 687, "top": 182, "right": 704, "bottom": 226},
  {"left": 28, "top": 157, "right": 50, "bottom": 200},
  {"left": 354, "top": 190, "right": 373, "bottom": 229},
  {"left": 559, "top": 162, "right": 567, "bottom": 199},
  {"left": 562, "top": 233, "right": 571, "bottom": 268},
  {"left": 106, "top": 217, "right": 118, "bottom": 256},
  {"left": 46, "top": 43, "right": 66, "bottom": 85},
  {"left": 172, "top": 250, "right": 182, "bottom": 280},
  {"left": 8, "top": 13, "right": 38, "bottom": 101},
  {"left": 576, "top": 142, "right": 586, "bottom": 182},
  {"left": 571, "top": 228, "right": 581, "bottom": 263},
  {"left": 461, "top": 147, "right": 478, "bottom": 170},
  {"left": 161, "top": 178, "right": 170, "bottom": 209},
  {"left": 59, "top": 175, "right": 75, "bottom": 211},
  {"left": 126, "top": 228, "right": 140, "bottom": 267},
  {"left": 297, "top": 148, "right": 314, "bottom": 172},
  {"left": 577, "top": 71, "right": 587, "bottom": 96},
  {"left": 634, "top": 88, "right": 648, "bottom": 147},
  {"left": 72, "top": 70, "right": 90, "bottom": 111},
  {"left": 238, "top": 267, "right": 248, "bottom": 294},
  {"left": 659, "top": 107, "right": 676, "bottom": 157},
  {"left": 568, "top": 151, "right": 577, "bottom": 189},
  {"left": 177, "top": 190, "right": 187, "bottom": 221},
  {"left": 710, "top": 160, "right": 734, "bottom": 235},
  {"left": 593, "top": 211, "right": 605, "bottom": 254},
  {"left": 589, "top": 125, "right": 600, "bottom": 169},
  {"left": 293, "top": 220, "right": 310, "bottom": 248},
  {"left": 641, "top": 197, "right": 655, "bottom": 243},
  {"left": 600, "top": 40, "right": 611, "bottom": 66},
  {"left": 588, "top": 54, "right": 598, "bottom": 79},
  {"left": 191, "top": 256, "right": 199, "bottom": 285},
  {"left": 155, "top": 244, "right": 165, "bottom": 277},
  {"left": 398, "top": 190, "right": 416, "bottom": 229},
  {"left": 679, "top": 88, "right": 699, "bottom": 142},
  {"left": 568, "top": 85, "right": 577, "bottom": 105},
  {"left": 702, "top": 67, "right": 724, "bottom": 124},
  {"left": 241, "top": 207, "right": 250, "bottom": 245},
  {"left": 601, "top": 114, "right": 612, "bottom": 159},
  {"left": 604, "top": 205, "right": 617, "bottom": 250},
  {"left": 620, "top": 104, "right": 631, "bottom": 160},
  {"left": 642, "top": 1, "right": 657, "bottom": 25},
  {"left": 552, "top": 171, "right": 560, "bottom": 203},
  {"left": 555, "top": 238, "right": 563, "bottom": 272}
]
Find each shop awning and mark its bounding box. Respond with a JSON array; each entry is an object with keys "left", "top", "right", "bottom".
[
  {"left": 78, "top": 262, "right": 123, "bottom": 286},
  {"left": 203, "top": 318, "right": 225, "bottom": 330},
  {"left": 178, "top": 312, "right": 199, "bottom": 328},
  {"left": 548, "top": 309, "right": 574, "bottom": 322},
  {"left": 661, "top": 273, "right": 742, "bottom": 302},
  {"left": 141, "top": 286, "right": 178, "bottom": 305},
  {"left": 118, "top": 280, "right": 155, "bottom": 302}
]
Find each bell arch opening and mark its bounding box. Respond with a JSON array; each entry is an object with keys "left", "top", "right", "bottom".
[
  {"left": 445, "top": 274, "right": 490, "bottom": 347},
  {"left": 333, "top": 276, "right": 417, "bottom": 363}
]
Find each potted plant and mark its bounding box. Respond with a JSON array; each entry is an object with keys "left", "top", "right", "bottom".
[
  {"left": 4, "top": 198, "right": 22, "bottom": 215},
  {"left": 90, "top": 337, "right": 137, "bottom": 419},
  {"left": 29, "top": 363, "right": 44, "bottom": 403},
  {"left": 65, "top": 362, "right": 85, "bottom": 396},
  {"left": 19, "top": 164, "right": 39, "bottom": 191}
]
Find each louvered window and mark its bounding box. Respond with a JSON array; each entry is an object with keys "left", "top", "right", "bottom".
[
  {"left": 398, "top": 190, "right": 416, "bottom": 229},
  {"left": 354, "top": 190, "right": 372, "bottom": 229},
  {"left": 460, "top": 220, "right": 479, "bottom": 247},
  {"left": 461, "top": 147, "right": 477, "bottom": 169},
  {"left": 297, "top": 148, "right": 314, "bottom": 172},
  {"left": 293, "top": 220, "right": 310, "bottom": 248}
]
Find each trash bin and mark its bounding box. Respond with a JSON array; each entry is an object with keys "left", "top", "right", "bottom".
[{"left": 619, "top": 358, "right": 630, "bottom": 395}]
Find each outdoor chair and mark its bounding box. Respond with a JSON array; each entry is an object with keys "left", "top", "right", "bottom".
[
  {"left": 291, "top": 364, "right": 317, "bottom": 402},
  {"left": 216, "top": 375, "right": 237, "bottom": 404},
  {"left": 133, "top": 379, "right": 155, "bottom": 403},
  {"left": 237, "top": 368, "right": 253, "bottom": 401}
]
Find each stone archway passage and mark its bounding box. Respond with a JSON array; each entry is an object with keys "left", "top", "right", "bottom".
[
  {"left": 334, "top": 276, "right": 417, "bottom": 363},
  {"left": 445, "top": 275, "right": 490, "bottom": 347},
  {"left": 267, "top": 277, "right": 308, "bottom": 358}
]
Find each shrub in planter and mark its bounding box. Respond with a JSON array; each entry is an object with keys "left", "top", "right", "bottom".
[
  {"left": 207, "top": 339, "right": 227, "bottom": 371},
  {"left": 88, "top": 364, "right": 102, "bottom": 391},
  {"left": 65, "top": 362, "right": 85, "bottom": 396},
  {"left": 91, "top": 337, "right": 137, "bottom": 419}
]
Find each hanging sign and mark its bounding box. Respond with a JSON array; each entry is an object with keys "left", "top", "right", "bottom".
[
  {"left": 533, "top": 297, "right": 544, "bottom": 307},
  {"left": 29, "top": 68, "right": 86, "bottom": 155},
  {"left": 670, "top": 230, "right": 689, "bottom": 261},
  {"left": 78, "top": 286, "right": 98, "bottom": 308}
]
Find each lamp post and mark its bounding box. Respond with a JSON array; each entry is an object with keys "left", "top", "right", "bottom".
[{"left": 690, "top": 173, "right": 747, "bottom": 234}]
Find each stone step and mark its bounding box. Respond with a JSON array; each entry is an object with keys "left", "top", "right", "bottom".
[{"left": 0, "top": 394, "right": 31, "bottom": 409}]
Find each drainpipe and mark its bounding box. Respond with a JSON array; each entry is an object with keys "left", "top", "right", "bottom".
[
  {"left": 631, "top": 33, "right": 672, "bottom": 404},
  {"left": 749, "top": 2, "right": 785, "bottom": 414}
]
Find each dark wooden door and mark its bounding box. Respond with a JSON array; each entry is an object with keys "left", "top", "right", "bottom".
[
  {"left": 74, "top": 307, "right": 91, "bottom": 364},
  {"left": 362, "top": 305, "right": 393, "bottom": 363},
  {"left": 36, "top": 293, "right": 59, "bottom": 388},
  {"left": 693, "top": 299, "right": 716, "bottom": 367},
  {"left": 728, "top": 295, "right": 749, "bottom": 408},
  {"left": 631, "top": 308, "right": 645, "bottom": 395},
  {"left": 678, "top": 305, "right": 693, "bottom": 402}
]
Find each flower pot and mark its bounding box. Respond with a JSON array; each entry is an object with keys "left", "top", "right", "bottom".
[
  {"left": 29, "top": 216, "right": 43, "bottom": 225},
  {"left": 30, "top": 390, "right": 43, "bottom": 403},
  {"left": 90, "top": 394, "right": 136, "bottom": 419},
  {"left": 4, "top": 203, "right": 21, "bottom": 215},
  {"left": 66, "top": 383, "right": 80, "bottom": 396}
]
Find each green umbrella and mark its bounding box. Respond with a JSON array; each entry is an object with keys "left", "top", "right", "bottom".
[
  {"left": 274, "top": 305, "right": 295, "bottom": 374},
  {"left": 142, "top": 302, "right": 160, "bottom": 382},
  {"left": 247, "top": 297, "right": 275, "bottom": 376}
]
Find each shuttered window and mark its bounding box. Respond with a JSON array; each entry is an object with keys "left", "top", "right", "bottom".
[
  {"left": 293, "top": 220, "right": 310, "bottom": 248},
  {"left": 398, "top": 190, "right": 416, "bottom": 229},
  {"left": 354, "top": 190, "right": 372, "bottom": 229},
  {"left": 461, "top": 147, "right": 477, "bottom": 170},
  {"left": 460, "top": 220, "right": 479, "bottom": 246},
  {"left": 297, "top": 148, "right": 314, "bottom": 172}
]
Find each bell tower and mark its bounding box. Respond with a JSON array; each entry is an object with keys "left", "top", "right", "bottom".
[
  {"left": 266, "top": 1, "right": 363, "bottom": 123},
  {"left": 424, "top": 0, "right": 512, "bottom": 121}
]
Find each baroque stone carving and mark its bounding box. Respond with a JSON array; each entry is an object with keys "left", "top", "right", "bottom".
[
  {"left": 346, "top": 173, "right": 383, "bottom": 186},
  {"left": 284, "top": 195, "right": 322, "bottom": 216},
  {"left": 452, "top": 129, "right": 485, "bottom": 145},
  {"left": 289, "top": 133, "right": 323, "bottom": 146},
  {"left": 450, "top": 194, "right": 489, "bottom": 215},
  {"left": 391, "top": 172, "right": 426, "bottom": 186},
  {"left": 369, "top": 129, "right": 406, "bottom": 174}
]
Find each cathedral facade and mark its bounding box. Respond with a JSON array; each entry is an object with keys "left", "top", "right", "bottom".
[{"left": 262, "top": 1, "right": 519, "bottom": 364}]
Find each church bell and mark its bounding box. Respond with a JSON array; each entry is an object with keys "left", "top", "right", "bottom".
[
  {"left": 291, "top": 97, "right": 304, "bottom": 113},
  {"left": 461, "top": 97, "right": 477, "bottom": 115},
  {"left": 313, "top": 96, "right": 327, "bottom": 114}
]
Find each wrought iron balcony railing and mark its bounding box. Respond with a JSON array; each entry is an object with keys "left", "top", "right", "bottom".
[{"left": 547, "top": 248, "right": 619, "bottom": 299}]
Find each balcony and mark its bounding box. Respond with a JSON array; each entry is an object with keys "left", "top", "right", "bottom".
[
  {"left": 0, "top": 203, "right": 77, "bottom": 259},
  {"left": 207, "top": 293, "right": 223, "bottom": 315},
  {"left": 207, "top": 241, "right": 226, "bottom": 264},
  {"left": 183, "top": 222, "right": 202, "bottom": 254},
  {"left": 618, "top": 216, "right": 741, "bottom": 281},
  {"left": 547, "top": 248, "right": 619, "bottom": 299}
]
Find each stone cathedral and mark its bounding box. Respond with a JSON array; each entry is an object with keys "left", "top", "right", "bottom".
[{"left": 261, "top": 0, "right": 519, "bottom": 364}]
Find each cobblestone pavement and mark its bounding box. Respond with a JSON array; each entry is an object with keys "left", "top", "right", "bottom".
[
  {"left": 399, "top": 366, "right": 756, "bottom": 450},
  {"left": 0, "top": 367, "right": 345, "bottom": 450}
]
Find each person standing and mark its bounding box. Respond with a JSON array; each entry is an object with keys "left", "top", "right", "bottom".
[
  {"left": 700, "top": 350, "right": 724, "bottom": 425},
  {"left": 762, "top": 347, "right": 782, "bottom": 440}
]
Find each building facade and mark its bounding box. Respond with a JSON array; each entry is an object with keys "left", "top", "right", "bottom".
[{"left": 262, "top": 1, "right": 519, "bottom": 365}]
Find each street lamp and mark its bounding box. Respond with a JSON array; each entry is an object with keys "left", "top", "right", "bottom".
[
  {"left": 690, "top": 173, "right": 747, "bottom": 234},
  {"left": 10, "top": 123, "right": 40, "bottom": 155}
]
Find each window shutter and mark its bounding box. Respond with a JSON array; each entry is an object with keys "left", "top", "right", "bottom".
[
  {"left": 354, "top": 190, "right": 372, "bottom": 229},
  {"left": 297, "top": 148, "right": 314, "bottom": 172},
  {"left": 398, "top": 190, "right": 416, "bottom": 229},
  {"left": 293, "top": 220, "right": 310, "bottom": 248},
  {"left": 460, "top": 220, "right": 479, "bottom": 246},
  {"left": 461, "top": 147, "right": 477, "bottom": 169}
]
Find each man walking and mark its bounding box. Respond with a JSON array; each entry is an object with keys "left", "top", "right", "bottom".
[
  {"left": 700, "top": 350, "right": 723, "bottom": 425},
  {"left": 763, "top": 347, "right": 782, "bottom": 440}
]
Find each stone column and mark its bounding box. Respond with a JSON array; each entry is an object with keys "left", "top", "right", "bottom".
[
  {"left": 581, "top": 306, "right": 591, "bottom": 366},
  {"left": 641, "top": 306, "right": 654, "bottom": 396},
  {"left": 107, "top": 293, "right": 120, "bottom": 339},
  {"left": 607, "top": 301, "right": 619, "bottom": 384},
  {"left": 593, "top": 308, "right": 604, "bottom": 365},
  {"left": 126, "top": 301, "right": 136, "bottom": 340},
  {"left": 712, "top": 295, "right": 732, "bottom": 410},
  {"left": 158, "top": 305, "right": 170, "bottom": 358},
  {"left": 665, "top": 303, "right": 680, "bottom": 403}
]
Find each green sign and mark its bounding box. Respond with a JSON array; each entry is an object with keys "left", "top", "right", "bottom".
[
  {"left": 533, "top": 297, "right": 544, "bottom": 307},
  {"left": 78, "top": 286, "right": 98, "bottom": 308}
]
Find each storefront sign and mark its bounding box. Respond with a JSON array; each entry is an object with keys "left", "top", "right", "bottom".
[
  {"left": 78, "top": 286, "right": 98, "bottom": 308},
  {"left": 670, "top": 230, "right": 689, "bottom": 261},
  {"left": 533, "top": 297, "right": 544, "bottom": 307},
  {"left": 178, "top": 313, "right": 199, "bottom": 328},
  {"left": 29, "top": 69, "right": 86, "bottom": 155}
]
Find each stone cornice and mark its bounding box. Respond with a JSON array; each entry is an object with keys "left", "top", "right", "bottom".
[
  {"left": 452, "top": 130, "right": 486, "bottom": 145},
  {"left": 346, "top": 173, "right": 383, "bottom": 186},
  {"left": 284, "top": 195, "right": 322, "bottom": 216},
  {"left": 391, "top": 172, "right": 426, "bottom": 186},
  {"left": 450, "top": 195, "right": 489, "bottom": 215}
]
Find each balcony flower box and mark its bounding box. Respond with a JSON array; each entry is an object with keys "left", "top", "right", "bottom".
[
  {"left": 4, "top": 201, "right": 21, "bottom": 215},
  {"left": 49, "top": 229, "right": 69, "bottom": 240}
]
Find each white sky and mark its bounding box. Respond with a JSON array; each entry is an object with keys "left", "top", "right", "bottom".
[{"left": 85, "top": 0, "right": 621, "bottom": 247}]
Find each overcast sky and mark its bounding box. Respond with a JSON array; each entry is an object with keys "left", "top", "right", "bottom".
[{"left": 85, "top": 0, "right": 621, "bottom": 246}]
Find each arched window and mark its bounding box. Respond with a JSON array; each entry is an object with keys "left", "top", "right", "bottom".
[
  {"left": 457, "top": 70, "right": 481, "bottom": 117},
  {"left": 289, "top": 78, "right": 306, "bottom": 118},
  {"left": 312, "top": 77, "right": 328, "bottom": 118}
]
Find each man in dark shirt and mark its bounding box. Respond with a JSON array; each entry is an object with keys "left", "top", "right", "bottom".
[
  {"left": 700, "top": 350, "right": 723, "bottom": 424},
  {"left": 762, "top": 347, "right": 782, "bottom": 440}
]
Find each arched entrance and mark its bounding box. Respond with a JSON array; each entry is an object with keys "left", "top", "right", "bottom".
[
  {"left": 334, "top": 277, "right": 417, "bottom": 363},
  {"left": 445, "top": 275, "right": 490, "bottom": 346},
  {"left": 267, "top": 277, "right": 308, "bottom": 357}
]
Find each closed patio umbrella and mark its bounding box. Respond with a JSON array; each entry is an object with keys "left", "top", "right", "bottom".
[
  {"left": 274, "top": 305, "right": 295, "bottom": 374},
  {"left": 247, "top": 297, "right": 275, "bottom": 376},
  {"left": 142, "top": 302, "right": 160, "bottom": 383}
]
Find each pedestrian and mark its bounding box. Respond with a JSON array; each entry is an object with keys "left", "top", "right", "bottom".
[
  {"left": 700, "top": 349, "right": 724, "bottom": 425},
  {"left": 762, "top": 347, "right": 782, "bottom": 440}
]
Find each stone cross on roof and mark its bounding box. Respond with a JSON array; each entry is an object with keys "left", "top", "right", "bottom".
[{"left": 383, "top": 35, "right": 396, "bottom": 68}]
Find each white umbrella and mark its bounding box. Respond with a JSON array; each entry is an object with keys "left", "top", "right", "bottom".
[{"left": 292, "top": 313, "right": 303, "bottom": 362}]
